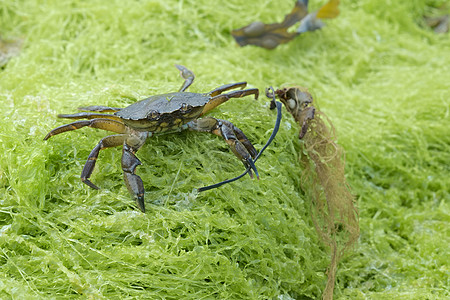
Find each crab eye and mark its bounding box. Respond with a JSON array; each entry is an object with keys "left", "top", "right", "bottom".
[
  {"left": 180, "top": 103, "right": 192, "bottom": 113},
  {"left": 147, "top": 110, "right": 159, "bottom": 119}
]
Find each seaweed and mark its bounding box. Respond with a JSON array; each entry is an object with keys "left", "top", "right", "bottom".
[
  {"left": 268, "top": 87, "right": 359, "bottom": 300},
  {"left": 231, "top": 0, "right": 340, "bottom": 49},
  {"left": 1, "top": 0, "right": 450, "bottom": 298}
]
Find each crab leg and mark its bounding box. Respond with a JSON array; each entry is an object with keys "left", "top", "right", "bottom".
[
  {"left": 175, "top": 64, "right": 195, "bottom": 92},
  {"left": 81, "top": 134, "right": 126, "bottom": 189},
  {"left": 202, "top": 88, "right": 259, "bottom": 115},
  {"left": 78, "top": 105, "right": 122, "bottom": 113},
  {"left": 187, "top": 117, "right": 259, "bottom": 179},
  {"left": 43, "top": 118, "right": 127, "bottom": 140},
  {"left": 57, "top": 112, "right": 122, "bottom": 121},
  {"left": 121, "top": 130, "right": 149, "bottom": 213},
  {"left": 208, "top": 82, "right": 247, "bottom": 97}
]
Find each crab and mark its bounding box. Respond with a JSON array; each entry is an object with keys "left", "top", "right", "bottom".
[{"left": 44, "top": 65, "right": 260, "bottom": 212}]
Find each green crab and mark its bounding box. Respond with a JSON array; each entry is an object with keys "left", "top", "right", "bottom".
[{"left": 44, "top": 65, "right": 260, "bottom": 212}]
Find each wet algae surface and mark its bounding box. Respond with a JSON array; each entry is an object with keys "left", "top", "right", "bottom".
[{"left": 0, "top": 0, "right": 449, "bottom": 299}]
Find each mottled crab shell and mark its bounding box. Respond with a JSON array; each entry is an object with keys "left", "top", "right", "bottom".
[{"left": 115, "top": 92, "right": 209, "bottom": 132}]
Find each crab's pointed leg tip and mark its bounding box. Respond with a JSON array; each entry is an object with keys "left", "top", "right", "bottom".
[
  {"left": 82, "top": 179, "right": 100, "bottom": 190},
  {"left": 246, "top": 158, "right": 259, "bottom": 180},
  {"left": 175, "top": 64, "right": 185, "bottom": 71},
  {"left": 136, "top": 196, "right": 146, "bottom": 213}
]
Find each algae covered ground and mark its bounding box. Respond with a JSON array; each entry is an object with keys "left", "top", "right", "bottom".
[{"left": 1, "top": 0, "right": 449, "bottom": 299}]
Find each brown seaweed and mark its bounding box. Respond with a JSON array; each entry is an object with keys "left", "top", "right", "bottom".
[
  {"left": 267, "top": 86, "right": 359, "bottom": 300},
  {"left": 232, "top": 0, "right": 340, "bottom": 49}
]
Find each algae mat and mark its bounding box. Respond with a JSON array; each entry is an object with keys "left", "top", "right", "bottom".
[{"left": 1, "top": 0, "right": 449, "bottom": 299}]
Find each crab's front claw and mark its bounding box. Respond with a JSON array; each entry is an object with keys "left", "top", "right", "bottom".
[
  {"left": 122, "top": 144, "right": 146, "bottom": 212},
  {"left": 245, "top": 157, "right": 259, "bottom": 180},
  {"left": 175, "top": 64, "right": 195, "bottom": 92},
  {"left": 229, "top": 136, "right": 259, "bottom": 180},
  {"left": 187, "top": 117, "right": 259, "bottom": 179}
]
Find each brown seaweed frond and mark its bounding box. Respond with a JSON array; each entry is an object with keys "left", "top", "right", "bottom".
[
  {"left": 232, "top": 0, "right": 340, "bottom": 49},
  {"left": 268, "top": 86, "right": 359, "bottom": 300}
]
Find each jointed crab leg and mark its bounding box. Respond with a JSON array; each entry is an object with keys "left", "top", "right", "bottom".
[
  {"left": 43, "top": 118, "right": 127, "bottom": 140},
  {"left": 208, "top": 82, "right": 247, "bottom": 97},
  {"left": 187, "top": 117, "right": 259, "bottom": 179},
  {"left": 81, "top": 134, "right": 126, "bottom": 189},
  {"left": 202, "top": 88, "right": 259, "bottom": 115},
  {"left": 57, "top": 112, "right": 122, "bottom": 121},
  {"left": 78, "top": 105, "right": 122, "bottom": 113},
  {"left": 176, "top": 64, "right": 195, "bottom": 92},
  {"left": 121, "top": 130, "right": 148, "bottom": 212}
]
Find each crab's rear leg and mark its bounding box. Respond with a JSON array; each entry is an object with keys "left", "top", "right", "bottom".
[
  {"left": 81, "top": 134, "right": 126, "bottom": 189},
  {"left": 57, "top": 112, "right": 122, "bottom": 121},
  {"left": 202, "top": 88, "right": 259, "bottom": 115},
  {"left": 78, "top": 105, "right": 122, "bottom": 113},
  {"left": 187, "top": 117, "right": 259, "bottom": 179},
  {"left": 175, "top": 64, "right": 195, "bottom": 92},
  {"left": 44, "top": 118, "right": 126, "bottom": 140}
]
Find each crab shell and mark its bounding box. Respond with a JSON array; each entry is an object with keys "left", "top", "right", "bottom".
[{"left": 115, "top": 92, "right": 209, "bottom": 132}]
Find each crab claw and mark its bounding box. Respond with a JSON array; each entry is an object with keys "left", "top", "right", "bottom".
[
  {"left": 136, "top": 194, "right": 146, "bottom": 213},
  {"left": 245, "top": 157, "right": 259, "bottom": 180}
]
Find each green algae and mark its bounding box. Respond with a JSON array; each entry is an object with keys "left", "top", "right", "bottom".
[{"left": 1, "top": 0, "right": 449, "bottom": 299}]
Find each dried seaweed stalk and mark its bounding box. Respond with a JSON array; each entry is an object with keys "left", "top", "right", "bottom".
[{"left": 268, "top": 87, "right": 359, "bottom": 300}]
